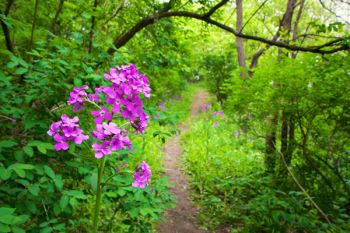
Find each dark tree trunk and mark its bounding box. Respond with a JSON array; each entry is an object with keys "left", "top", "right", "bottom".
[
  {"left": 29, "top": 0, "right": 39, "bottom": 50},
  {"left": 49, "top": 0, "right": 65, "bottom": 35},
  {"left": 1, "top": 0, "right": 15, "bottom": 52},
  {"left": 88, "top": 0, "right": 98, "bottom": 54},
  {"left": 265, "top": 112, "right": 278, "bottom": 173}
]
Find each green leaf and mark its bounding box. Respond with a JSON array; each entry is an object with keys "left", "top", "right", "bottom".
[
  {"left": 69, "top": 198, "right": 79, "bottom": 209},
  {"left": 0, "top": 140, "right": 18, "bottom": 148},
  {"left": 0, "top": 208, "right": 15, "bottom": 216},
  {"left": 25, "top": 201, "right": 37, "bottom": 214},
  {"left": 0, "top": 215, "right": 13, "bottom": 225},
  {"left": 15, "top": 68, "right": 27, "bottom": 75},
  {"left": 43, "top": 166, "right": 55, "bottom": 179},
  {"left": 59, "top": 196, "right": 69, "bottom": 210},
  {"left": 11, "top": 226, "right": 25, "bottom": 233},
  {"left": 40, "top": 227, "right": 52, "bottom": 233},
  {"left": 11, "top": 215, "right": 29, "bottom": 225},
  {"left": 63, "top": 190, "right": 87, "bottom": 199},
  {"left": 0, "top": 167, "right": 12, "bottom": 181},
  {"left": 29, "top": 184, "right": 40, "bottom": 196},
  {"left": 0, "top": 223, "right": 10, "bottom": 232},
  {"left": 117, "top": 189, "right": 126, "bottom": 197},
  {"left": 23, "top": 146, "right": 33, "bottom": 157},
  {"left": 28, "top": 141, "right": 53, "bottom": 154},
  {"left": 53, "top": 203, "right": 60, "bottom": 215},
  {"left": 89, "top": 173, "right": 98, "bottom": 192},
  {"left": 54, "top": 175, "right": 63, "bottom": 190},
  {"left": 8, "top": 163, "right": 35, "bottom": 178}
]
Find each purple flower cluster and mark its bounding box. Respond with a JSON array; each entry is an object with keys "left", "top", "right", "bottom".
[
  {"left": 213, "top": 111, "right": 225, "bottom": 117},
  {"left": 48, "top": 64, "right": 152, "bottom": 188},
  {"left": 201, "top": 104, "right": 211, "bottom": 112},
  {"left": 95, "top": 64, "right": 150, "bottom": 134},
  {"left": 47, "top": 115, "right": 89, "bottom": 151},
  {"left": 91, "top": 122, "right": 131, "bottom": 158},
  {"left": 132, "top": 161, "right": 151, "bottom": 188}
]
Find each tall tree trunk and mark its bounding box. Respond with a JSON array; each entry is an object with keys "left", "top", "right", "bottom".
[
  {"left": 235, "top": 0, "right": 247, "bottom": 77},
  {"left": 292, "top": 0, "right": 306, "bottom": 58},
  {"left": 265, "top": 112, "right": 278, "bottom": 173},
  {"left": 1, "top": 0, "right": 15, "bottom": 52},
  {"left": 263, "top": 0, "right": 297, "bottom": 174},
  {"left": 49, "top": 0, "right": 65, "bottom": 35},
  {"left": 280, "top": 111, "right": 288, "bottom": 156},
  {"left": 30, "top": 0, "right": 39, "bottom": 50},
  {"left": 88, "top": 0, "right": 98, "bottom": 54}
]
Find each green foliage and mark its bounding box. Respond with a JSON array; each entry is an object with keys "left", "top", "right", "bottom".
[
  {"left": 1, "top": 0, "right": 350, "bottom": 232},
  {"left": 182, "top": 104, "right": 350, "bottom": 232}
]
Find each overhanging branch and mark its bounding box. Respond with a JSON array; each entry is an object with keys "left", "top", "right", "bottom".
[{"left": 107, "top": 0, "right": 349, "bottom": 55}]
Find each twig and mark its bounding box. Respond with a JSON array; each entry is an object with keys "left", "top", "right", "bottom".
[
  {"left": 275, "top": 147, "right": 332, "bottom": 224},
  {"left": 240, "top": 0, "right": 268, "bottom": 33},
  {"left": 41, "top": 200, "right": 54, "bottom": 230},
  {"left": 0, "top": 114, "right": 16, "bottom": 122}
]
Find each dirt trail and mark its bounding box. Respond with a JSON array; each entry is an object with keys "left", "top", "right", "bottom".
[{"left": 158, "top": 90, "right": 209, "bottom": 233}]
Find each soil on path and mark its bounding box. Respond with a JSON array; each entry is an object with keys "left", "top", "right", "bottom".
[{"left": 157, "top": 90, "right": 209, "bottom": 233}]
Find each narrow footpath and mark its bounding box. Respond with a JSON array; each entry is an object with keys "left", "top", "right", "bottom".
[{"left": 158, "top": 90, "right": 209, "bottom": 233}]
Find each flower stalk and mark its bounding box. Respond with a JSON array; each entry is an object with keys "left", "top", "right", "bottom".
[{"left": 92, "top": 156, "right": 106, "bottom": 233}]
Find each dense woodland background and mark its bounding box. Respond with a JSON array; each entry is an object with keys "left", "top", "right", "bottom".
[{"left": 1, "top": 0, "right": 350, "bottom": 232}]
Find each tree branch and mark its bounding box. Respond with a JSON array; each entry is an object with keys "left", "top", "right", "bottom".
[
  {"left": 319, "top": 0, "right": 350, "bottom": 24},
  {"left": 104, "top": 0, "right": 125, "bottom": 25},
  {"left": 49, "top": 0, "right": 65, "bottom": 35},
  {"left": 276, "top": 146, "right": 332, "bottom": 224},
  {"left": 202, "top": 0, "right": 229, "bottom": 19},
  {"left": 107, "top": 0, "right": 349, "bottom": 55},
  {"left": 240, "top": 0, "right": 268, "bottom": 33}
]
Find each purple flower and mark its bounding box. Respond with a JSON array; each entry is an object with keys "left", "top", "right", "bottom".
[
  {"left": 213, "top": 122, "right": 219, "bottom": 127},
  {"left": 67, "top": 85, "right": 88, "bottom": 111},
  {"left": 47, "top": 114, "right": 89, "bottom": 151},
  {"left": 158, "top": 102, "right": 165, "bottom": 111},
  {"left": 132, "top": 161, "right": 151, "bottom": 189},
  {"left": 88, "top": 93, "right": 100, "bottom": 103},
  {"left": 91, "top": 123, "right": 131, "bottom": 158},
  {"left": 213, "top": 111, "right": 225, "bottom": 117},
  {"left": 201, "top": 104, "right": 211, "bottom": 112},
  {"left": 92, "top": 141, "right": 112, "bottom": 159},
  {"left": 91, "top": 106, "right": 113, "bottom": 124},
  {"left": 54, "top": 141, "right": 69, "bottom": 151},
  {"left": 102, "top": 122, "right": 120, "bottom": 135}
]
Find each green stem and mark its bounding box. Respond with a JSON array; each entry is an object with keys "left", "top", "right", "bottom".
[{"left": 92, "top": 157, "right": 106, "bottom": 233}]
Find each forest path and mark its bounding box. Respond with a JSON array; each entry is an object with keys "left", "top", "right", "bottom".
[{"left": 157, "top": 90, "right": 209, "bottom": 233}]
